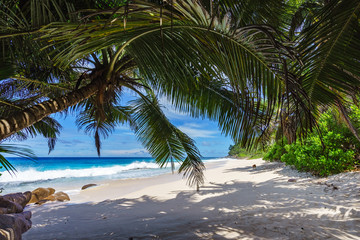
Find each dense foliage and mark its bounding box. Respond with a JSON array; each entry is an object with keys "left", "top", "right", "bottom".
[
  {"left": 228, "top": 145, "right": 265, "bottom": 159},
  {"left": 263, "top": 106, "right": 360, "bottom": 176},
  {"left": 0, "top": 0, "right": 297, "bottom": 187},
  {"left": 1, "top": 0, "right": 360, "bottom": 185}
]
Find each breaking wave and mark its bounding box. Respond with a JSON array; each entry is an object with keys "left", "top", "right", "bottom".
[{"left": 0, "top": 161, "right": 160, "bottom": 183}]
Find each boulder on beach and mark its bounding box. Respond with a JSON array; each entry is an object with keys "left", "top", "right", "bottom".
[
  {"left": 33, "top": 190, "right": 70, "bottom": 205},
  {"left": 48, "top": 188, "right": 56, "bottom": 195},
  {"left": 29, "top": 188, "right": 55, "bottom": 203},
  {"left": 0, "top": 199, "right": 23, "bottom": 214},
  {"left": 34, "top": 199, "right": 50, "bottom": 206},
  {"left": 81, "top": 184, "right": 97, "bottom": 190},
  {"left": 1, "top": 192, "right": 32, "bottom": 209},
  {"left": 53, "top": 192, "right": 70, "bottom": 202},
  {"left": 0, "top": 211, "right": 32, "bottom": 240},
  {"left": 0, "top": 192, "right": 32, "bottom": 214},
  {"left": 43, "top": 195, "right": 56, "bottom": 202},
  {"left": 0, "top": 192, "right": 33, "bottom": 240}
]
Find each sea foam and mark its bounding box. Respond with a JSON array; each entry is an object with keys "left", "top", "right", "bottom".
[{"left": 0, "top": 161, "right": 160, "bottom": 183}]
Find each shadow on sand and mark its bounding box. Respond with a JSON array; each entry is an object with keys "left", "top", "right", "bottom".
[{"left": 23, "top": 163, "right": 360, "bottom": 240}]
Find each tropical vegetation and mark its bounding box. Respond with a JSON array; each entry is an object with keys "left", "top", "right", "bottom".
[
  {"left": 1, "top": 0, "right": 360, "bottom": 186},
  {"left": 228, "top": 144, "right": 265, "bottom": 159},
  {"left": 227, "top": 0, "right": 360, "bottom": 176},
  {"left": 263, "top": 105, "right": 360, "bottom": 176}
]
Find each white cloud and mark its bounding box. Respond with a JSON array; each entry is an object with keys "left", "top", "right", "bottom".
[
  {"left": 178, "top": 124, "right": 217, "bottom": 138},
  {"left": 157, "top": 96, "right": 193, "bottom": 120},
  {"left": 115, "top": 125, "right": 131, "bottom": 131},
  {"left": 181, "top": 123, "right": 202, "bottom": 128}
]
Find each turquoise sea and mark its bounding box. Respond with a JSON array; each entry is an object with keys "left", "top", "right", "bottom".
[{"left": 0, "top": 157, "right": 222, "bottom": 195}]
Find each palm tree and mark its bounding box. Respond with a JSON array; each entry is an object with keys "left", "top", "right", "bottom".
[
  {"left": 0, "top": 0, "right": 293, "bottom": 139},
  {"left": 275, "top": 0, "right": 360, "bottom": 144},
  {"left": 0, "top": 0, "right": 295, "bottom": 188},
  {"left": 6, "top": 0, "right": 358, "bottom": 186}
]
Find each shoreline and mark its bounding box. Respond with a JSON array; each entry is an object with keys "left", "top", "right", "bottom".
[
  {"left": 70, "top": 158, "right": 230, "bottom": 203},
  {"left": 23, "top": 158, "right": 360, "bottom": 239},
  {"left": 0, "top": 157, "right": 230, "bottom": 196}
]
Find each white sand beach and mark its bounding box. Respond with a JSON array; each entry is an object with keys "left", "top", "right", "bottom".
[{"left": 23, "top": 158, "right": 360, "bottom": 239}]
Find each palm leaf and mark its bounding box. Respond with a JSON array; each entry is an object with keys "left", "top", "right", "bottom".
[
  {"left": 299, "top": 0, "right": 360, "bottom": 105},
  {"left": 23, "top": 117, "right": 62, "bottom": 154},
  {"left": 0, "top": 144, "right": 36, "bottom": 175},
  {"left": 39, "top": 0, "right": 296, "bottom": 149},
  {"left": 76, "top": 97, "right": 134, "bottom": 156},
  {"left": 131, "top": 93, "right": 204, "bottom": 188}
]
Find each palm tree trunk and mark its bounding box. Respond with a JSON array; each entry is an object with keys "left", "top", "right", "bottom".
[
  {"left": 0, "top": 81, "right": 99, "bottom": 141},
  {"left": 335, "top": 99, "right": 360, "bottom": 142}
]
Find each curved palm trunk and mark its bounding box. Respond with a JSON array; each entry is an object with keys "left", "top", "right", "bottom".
[
  {"left": 0, "top": 81, "right": 99, "bottom": 141},
  {"left": 281, "top": 112, "right": 297, "bottom": 144},
  {"left": 335, "top": 99, "right": 360, "bottom": 142}
]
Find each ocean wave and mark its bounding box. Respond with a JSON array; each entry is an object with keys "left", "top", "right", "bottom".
[
  {"left": 0, "top": 161, "right": 160, "bottom": 183},
  {"left": 202, "top": 157, "right": 236, "bottom": 162}
]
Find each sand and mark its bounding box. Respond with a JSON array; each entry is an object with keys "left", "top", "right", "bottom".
[{"left": 23, "top": 158, "right": 360, "bottom": 239}]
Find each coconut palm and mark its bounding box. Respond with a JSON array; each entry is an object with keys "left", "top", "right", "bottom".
[
  {"left": 0, "top": 0, "right": 293, "bottom": 140},
  {"left": 0, "top": 0, "right": 296, "bottom": 187},
  {"left": 7, "top": 0, "right": 359, "bottom": 186},
  {"left": 277, "top": 0, "right": 360, "bottom": 144}
]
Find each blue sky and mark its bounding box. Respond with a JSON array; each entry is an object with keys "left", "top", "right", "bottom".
[{"left": 6, "top": 91, "right": 233, "bottom": 158}]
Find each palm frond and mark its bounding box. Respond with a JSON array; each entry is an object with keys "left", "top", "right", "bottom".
[
  {"left": 131, "top": 93, "right": 204, "bottom": 188},
  {"left": 299, "top": 0, "right": 360, "bottom": 105},
  {"left": 76, "top": 97, "right": 134, "bottom": 156},
  {"left": 23, "top": 117, "right": 62, "bottom": 154},
  {"left": 38, "top": 0, "right": 296, "bottom": 149},
  {"left": 0, "top": 144, "right": 36, "bottom": 175}
]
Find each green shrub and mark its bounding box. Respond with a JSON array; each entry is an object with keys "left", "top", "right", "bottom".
[
  {"left": 263, "top": 139, "right": 287, "bottom": 161},
  {"left": 264, "top": 107, "right": 360, "bottom": 176},
  {"left": 280, "top": 133, "right": 355, "bottom": 176},
  {"left": 228, "top": 144, "right": 265, "bottom": 159}
]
